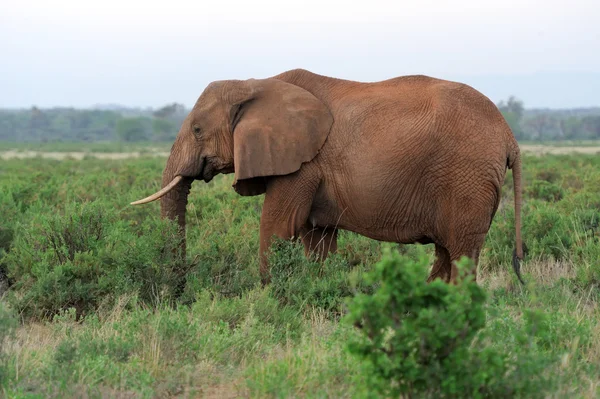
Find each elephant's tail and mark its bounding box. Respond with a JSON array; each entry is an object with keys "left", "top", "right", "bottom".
[{"left": 508, "top": 149, "right": 526, "bottom": 285}]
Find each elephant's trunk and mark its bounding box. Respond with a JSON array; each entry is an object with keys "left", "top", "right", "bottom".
[
  {"left": 131, "top": 128, "right": 199, "bottom": 259},
  {"left": 160, "top": 156, "right": 193, "bottom": 255}
]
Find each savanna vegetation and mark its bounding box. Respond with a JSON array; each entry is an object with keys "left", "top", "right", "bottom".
[{"left": 0, "top": 148, "right": 599, "bottom": 397}]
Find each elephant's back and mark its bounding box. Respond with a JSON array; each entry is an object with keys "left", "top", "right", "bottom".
[
  {"left": 363, "top": 76, "right": 513, "bottom": 161},
  {"left": 323, "top": 76, "right": 511, "bottom": 159},
  {"left": 313, "top": 76, "right": 513, "bottom": 229},
  {"left": 317, "top": 75, "right": 514, "bottom": 186},
  {"left": 431, "top": 79, "right": 516, "bottom": 167}
]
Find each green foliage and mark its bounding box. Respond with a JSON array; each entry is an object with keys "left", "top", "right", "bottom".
[
  {"left": 524, "top": 201, "right": 572, "bottom": 259},
  {"left": 4, "top": 201, "right": 187, "bottom": 319},
  {"left": 268, "top": 239, "right": 375, "bottom": 317},
  {"left": 528, "top": 180, "right": 564, "bottom": 202},
  {"left": 535, "top": 167, "right": 562, "bottom": 183},
  {"left": 0, "top": 303, "right": 17, "bottom": 384},
  {"left": 0, "top": 150, "right": 599, "bottom": 397},
  {"left": 116, "top": 117, "right": 151, "bottom": 142},
  {"left": 346, "top": 247, "right": 555, "bottom": 398},
  {"left": 485, "top": 154, "right": 600, "bottom": 271},
  {"left": 151, "top": 118, "right": 177, "bottom": 141},
  {"left": 0, "top": 190, "right": 19, "bottom": 252}
]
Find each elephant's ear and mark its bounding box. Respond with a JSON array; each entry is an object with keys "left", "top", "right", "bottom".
[{"left": 231, "top": 78, "right": 333, "bottom": 196}]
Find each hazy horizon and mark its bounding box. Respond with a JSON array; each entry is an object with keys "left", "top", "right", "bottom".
[{"left": 2, "top": 0, "right": 599, "bottom": 109}]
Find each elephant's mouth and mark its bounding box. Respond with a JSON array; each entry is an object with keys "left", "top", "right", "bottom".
[
  {"left": 194, "top": 157, "right": 233, "bottom": 183},
  {"left": 194, "top": 157, "right": 214, "bottom": 183}
]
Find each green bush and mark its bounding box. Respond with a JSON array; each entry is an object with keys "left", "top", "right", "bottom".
[
  {"left": 174, "top": 186, "right": 263, "bottom": 300},
  {"left": 4, "top": 201, "right": 188, "bottom": 319},
  {"left": 0, "top": 303, "right": 16, "bottom": 384},
  {"left": 346, "top": 246, "right": 555, "bottom": 398},
  {"left": 0, "top": 191, "right": 20, "bottom": 280},
  {"left": 268, "top": 239, "right": 374, "bottom": 318},
  {"left": 529, "top": 180, "right": 564, "bottom": 202},
  {"left": 485, "top": 202, "right": 599, "bottom": 272},
  {"left": 535, "top": 167, "right": 561, "bottom": 184}
]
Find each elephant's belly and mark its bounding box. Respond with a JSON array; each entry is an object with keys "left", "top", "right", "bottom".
[
  {"left": 308, "top": 177, "right": 433, "bottom": 244},
  {"left": 309, "top": 207, "right": 431, "bottom": 244}
]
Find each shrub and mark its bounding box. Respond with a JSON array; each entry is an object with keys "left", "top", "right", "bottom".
[
  {"left": 0, "top": 191, "right": 20, "bottom": 290},
  {"left": 345, "top": 246, "right": 555, "bottom": 398},
  {"left": 4, "top": 201, "right": 188, "bottom": 319},
  {"left": 268, "top": 239, "right": 374, "bottom": 318},
  {"left": 177, "top": 190, "right": 263, "bottom": 300},
  {"left": 529, "top": 180, "right": 564, "bottom": 202},
  {"left": 0, "top": 302, "right": 17, "bottom": 384},
  {"left": 535, "top": 168, "right": 561, "bottom": 184},
  {"left": 485, "top": 199, "right": 580, "bottom": 271}
]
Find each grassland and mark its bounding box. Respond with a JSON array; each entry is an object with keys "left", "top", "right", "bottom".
[{"left": 0, "top": 145, "right": 599, "bottom": 398}]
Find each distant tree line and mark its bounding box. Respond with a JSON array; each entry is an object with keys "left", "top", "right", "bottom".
[
  {"left": 0, "top": 98, "right": 599, "bottom": 143},
  {"left": 0, "top": 103, "right": 187, "bottom": 143},
  {"left": 497, "top": 97, "right": 600, "bottom": 141}
]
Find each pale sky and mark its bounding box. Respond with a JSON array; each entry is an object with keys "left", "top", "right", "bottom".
[{"left": 1, "top": 0, "right": 599, "bottom": 109}]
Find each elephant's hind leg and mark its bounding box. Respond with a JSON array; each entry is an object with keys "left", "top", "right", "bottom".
[
  {"left": 427, "top": 244, "right": 452, "bottom": 283},
  {"left": 301, "top": 225, "right": 338, "bottom": 261},
  {"left": 447, "top": 233, "right": 486, "bottom": 283}
]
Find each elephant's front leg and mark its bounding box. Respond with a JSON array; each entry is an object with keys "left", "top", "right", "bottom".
[{"left": 258, "top": 172, "right": 320, "bottom": 285}]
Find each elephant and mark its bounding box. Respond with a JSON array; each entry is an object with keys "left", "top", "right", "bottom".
[{"left": 131, "top": 68, "right": 525, "bottom": 285}]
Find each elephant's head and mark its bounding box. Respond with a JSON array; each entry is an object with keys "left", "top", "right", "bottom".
[{"left": 131, "top": 77, "right": 333, "bottom": 252}]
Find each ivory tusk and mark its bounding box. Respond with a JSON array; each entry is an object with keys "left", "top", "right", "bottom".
[{"left": 130, "top": 175, "right": 183, "bottom": 205}]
